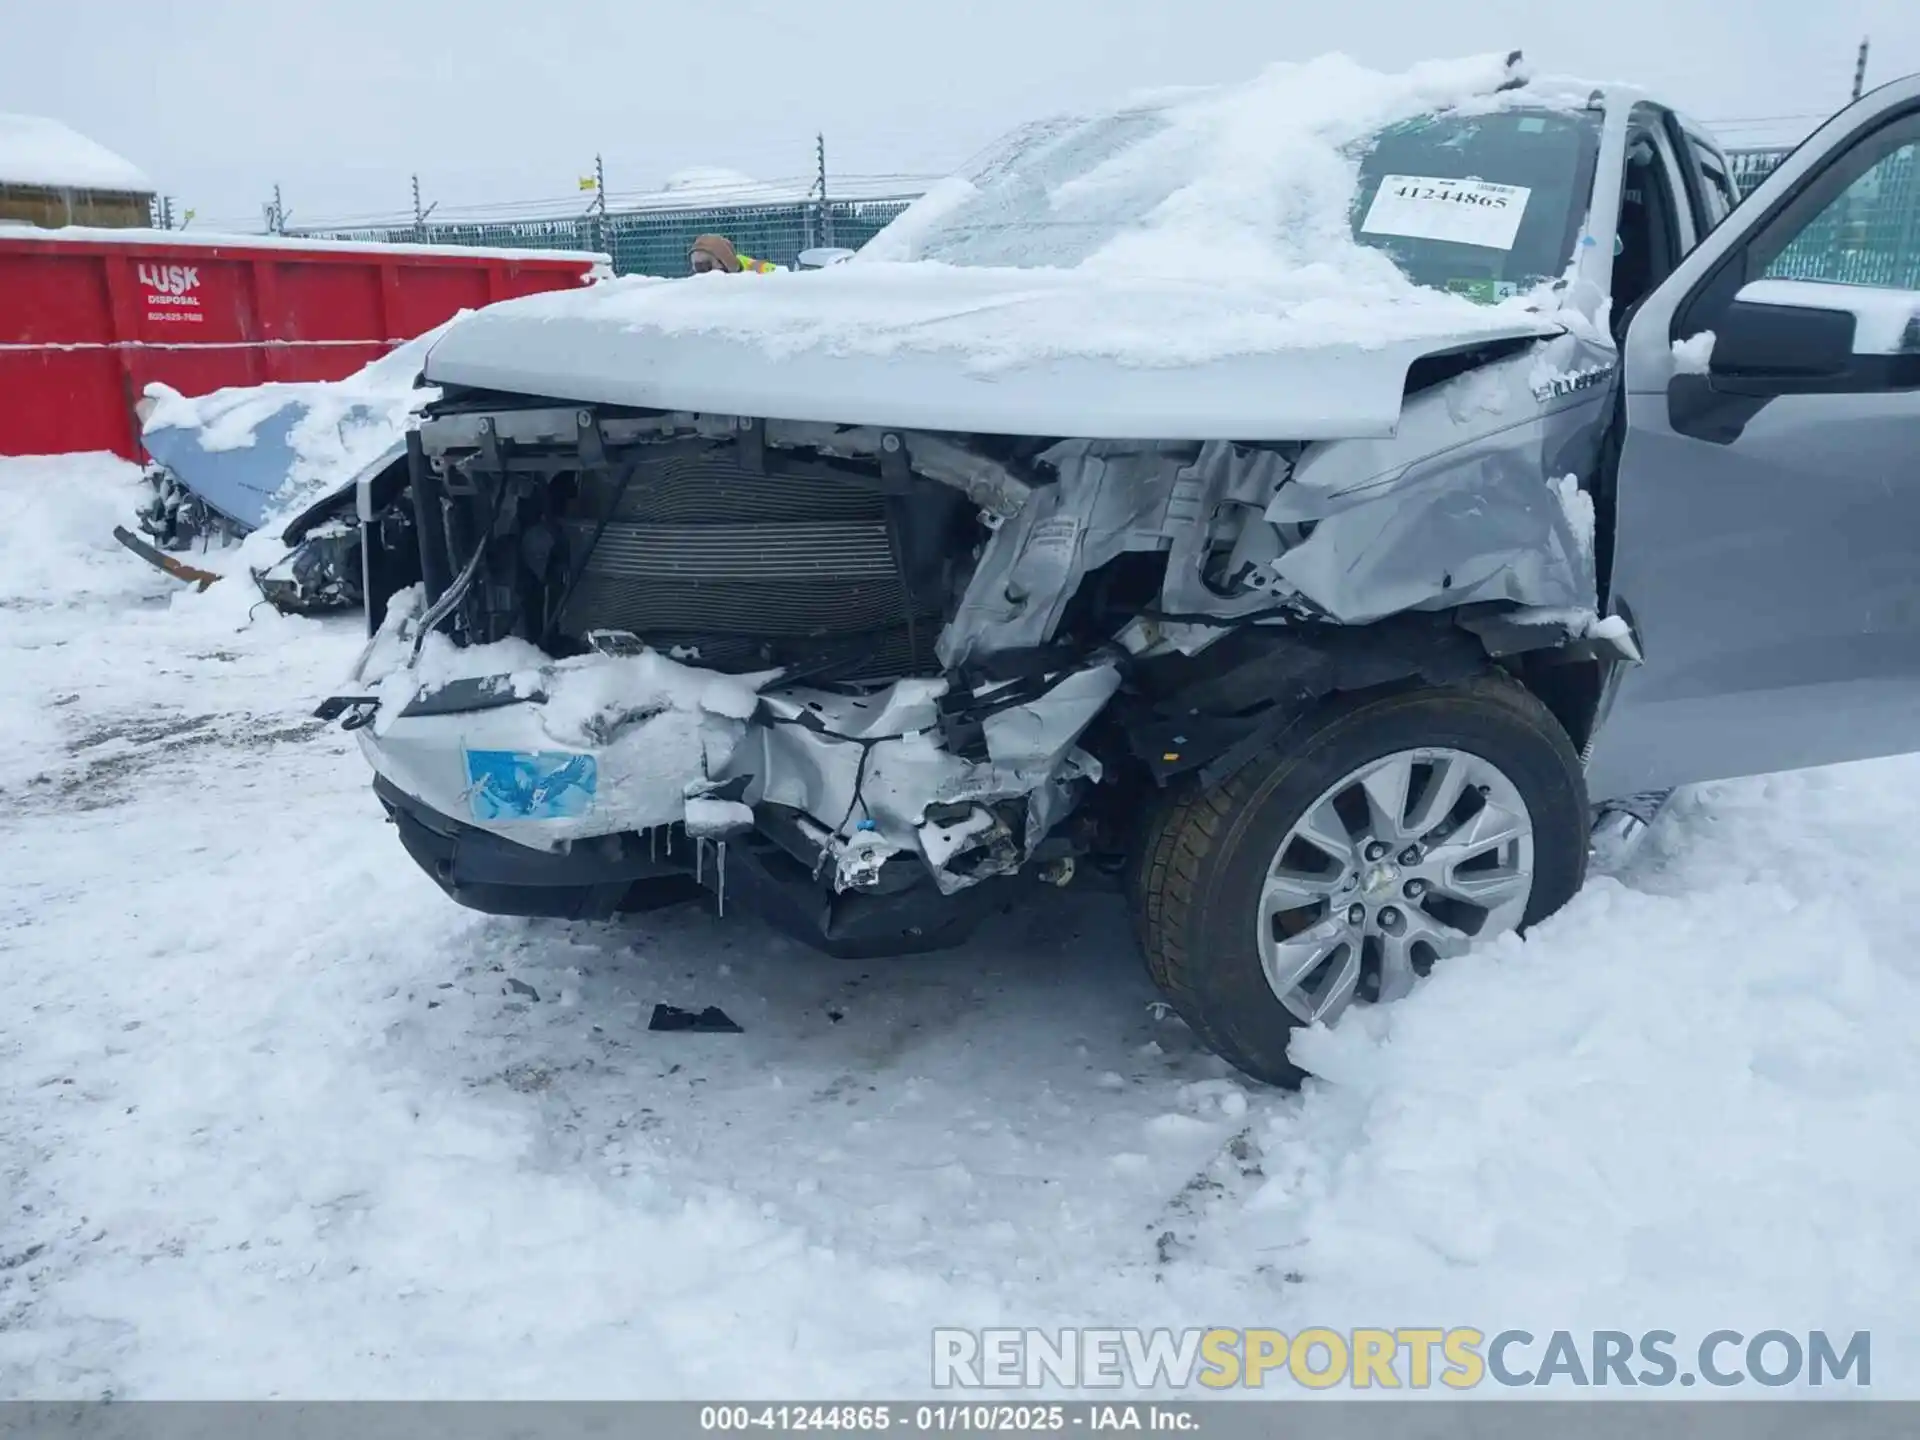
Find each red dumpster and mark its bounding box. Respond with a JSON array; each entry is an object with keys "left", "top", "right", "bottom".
[{"left": 0, "top": 227, "right": 608, "bottom": 460}]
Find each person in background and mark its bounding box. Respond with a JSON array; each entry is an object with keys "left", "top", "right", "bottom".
[{"left": 689, "top": 235, "right": 779, "bottom": 274}]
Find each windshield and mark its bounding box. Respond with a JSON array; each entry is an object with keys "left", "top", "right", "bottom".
[
  {"left": 891, "top": 103, "right": 1600, "bottom": 300},
  {"left": 1350, "top": 109, "right": 1599, "bottom": 300}
]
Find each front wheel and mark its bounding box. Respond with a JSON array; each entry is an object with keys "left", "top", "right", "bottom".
[{"left": 1135, "top": 677, "right": 1588, "bottom": 1087}]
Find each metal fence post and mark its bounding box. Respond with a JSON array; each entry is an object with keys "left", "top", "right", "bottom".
[
  {"left": 816, "top": 132, "right": 835, "bottom": 249},
  {"left": 593, "top": 154, "right": 608, "bottom": 261}
]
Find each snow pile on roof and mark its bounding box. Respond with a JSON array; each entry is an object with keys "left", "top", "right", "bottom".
[
  {"left": 0, "top": 113, "right": 151, "bottom": 192},
  {"left": 427, "top": 53, "right": 1585, "bottom": 377}
]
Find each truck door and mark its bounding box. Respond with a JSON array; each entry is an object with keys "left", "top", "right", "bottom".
[{"left": 1586, "top": 76, "right": 1920, "bottom": 802}]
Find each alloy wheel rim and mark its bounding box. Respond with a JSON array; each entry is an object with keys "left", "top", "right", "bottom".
[{"left": 1256, "top": 747, "right": 1535, "bottom": 1025}]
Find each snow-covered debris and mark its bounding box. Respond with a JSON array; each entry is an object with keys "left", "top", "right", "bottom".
[
  {"left": 364, "top": 625, "right": 551, "bottom": 728},
  {"left": 0, "top": 112, "right": 151, "bottom": 192},
  {"left": 130, "top": 320, "right": 467, "bottom": 608},
  {"left": 1673, "top": 331, "right": 1717, "bottom": 374},
  {"left": 144, "top": 317, "right": 453, "bottom": 456},
  {"left": 140, "top": 316, "right": 460, "bottom": 537}
]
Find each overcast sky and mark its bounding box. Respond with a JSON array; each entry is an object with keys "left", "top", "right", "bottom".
[{"left": 13, "top": 0, "right": 1920, "bottom": 227}]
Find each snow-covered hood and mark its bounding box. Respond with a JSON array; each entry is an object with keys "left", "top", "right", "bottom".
[
  {"left": 421, "top": 266, "right": 1564, "bottom": 442},
  {"left": 420, "top": 48, "right": 1615, "bottom": 441}
]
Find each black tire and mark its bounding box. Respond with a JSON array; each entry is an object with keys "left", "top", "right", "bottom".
[{"left": 1134, "top": 676, "right": 1588, "bottom": 1087}]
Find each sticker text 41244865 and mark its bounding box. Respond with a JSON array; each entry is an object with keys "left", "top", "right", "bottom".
[{"left": 1360, "top": 175, "right": 1532, "bottom": 252}]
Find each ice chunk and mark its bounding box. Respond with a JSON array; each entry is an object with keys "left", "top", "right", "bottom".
[{"left": 684, "top": 797, "right": 753, "bottom": 838}]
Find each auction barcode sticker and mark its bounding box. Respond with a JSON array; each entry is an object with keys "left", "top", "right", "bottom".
[{"left": 1360, "top": 174, "right": 1532, "bottom": 251}]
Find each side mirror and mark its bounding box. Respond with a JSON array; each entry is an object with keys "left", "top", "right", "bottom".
[{"left": 1710, "top": 294, "right": 1855, "bottom": 379}]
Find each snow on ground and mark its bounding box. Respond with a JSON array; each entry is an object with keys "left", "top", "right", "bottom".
[{"left": 3, "top": 452, "right": 1917, "bottom": 1398}]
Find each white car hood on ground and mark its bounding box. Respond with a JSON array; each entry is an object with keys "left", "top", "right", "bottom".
[
  {"left": 421, "top": 266, "right": 1564, "bottom": 441},
  {"left": 140, "top": 317, "right": 458, "bottom": 534}
]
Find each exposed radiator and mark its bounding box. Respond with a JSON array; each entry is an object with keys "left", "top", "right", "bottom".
[
  {"left": 555, "top": 440, "right": 947, "bottom": 679},
  {"left": 573, "top": 521, "right": 899, "bottom": 583}
]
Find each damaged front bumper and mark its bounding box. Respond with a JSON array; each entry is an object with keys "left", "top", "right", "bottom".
[
  {"left": 336, "top": 316, "right": 1630, "bottom": 952},
  {"left": 338, "top": 596, "right": 1118, "bottom": 954}
]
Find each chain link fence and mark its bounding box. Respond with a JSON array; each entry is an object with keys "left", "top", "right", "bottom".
[
  {"left": 1766, "top": 143, "right": 1920, "bottom": 290},
  {"left": 295, "top": 196, "right": 919, "bottom": 276},
  {"left": 1728, "top": 146, "right": 1795, "bottom": 199},
  {"left": 288, "top": 148, "right": 1878, "bottom": 278},
  {"left": 1720, "top": 144, "right": 1920, "bottom": 288}
]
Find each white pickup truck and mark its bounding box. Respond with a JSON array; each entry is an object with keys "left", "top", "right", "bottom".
[{"left": 325, "top": 54, "right": 1920, "bottom": 1086}]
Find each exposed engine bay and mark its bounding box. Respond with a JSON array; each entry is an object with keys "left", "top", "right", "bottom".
[{"left": 344, "top": 326, "right": 1627, "bottom": 955}]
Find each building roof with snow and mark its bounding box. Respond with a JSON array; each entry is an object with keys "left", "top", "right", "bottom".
[{"left": 0, "top": 112, "right": 153, "bottom": 194}]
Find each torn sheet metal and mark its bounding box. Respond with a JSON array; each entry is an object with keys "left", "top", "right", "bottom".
[
  {"left": 1256, "top": 331, "right": 1614, "bottom": 625},
  {"left": 250, "top": 519, "right": 364, "bottom": 614},
  {"left": 940, "top": 441, "right": 1188, "bottom": 666},
  {"left": 1264, "top": 422, "right": 1598, "bottom": 624},
  {"left": 722, "top": 665, "right": 1120, "bottom": 893},
  {"left": 359, "top": 592, "right": 1119, "bottom": 897},
  {"left": 939, "top": 439, "right": 1294, "bottom": 666},
  {"left": 944, "top": 329, "right": 1616, "bottom": 653}
]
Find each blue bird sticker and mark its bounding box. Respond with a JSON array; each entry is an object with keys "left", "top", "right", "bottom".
[{"left": 464, "top": 749, "right": 597, "bottom": 821}]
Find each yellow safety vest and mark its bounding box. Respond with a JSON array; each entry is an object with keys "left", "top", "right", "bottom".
[{"left": 736, "top": 254, "right": 780, "bottom": 273}]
